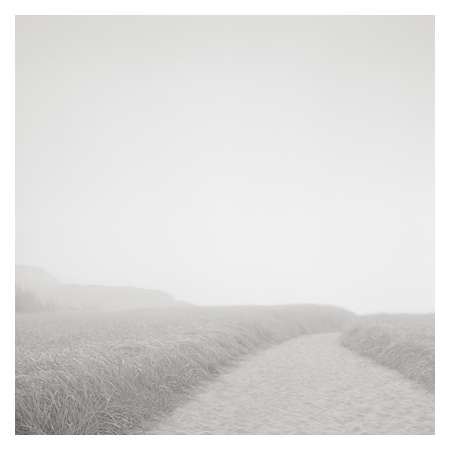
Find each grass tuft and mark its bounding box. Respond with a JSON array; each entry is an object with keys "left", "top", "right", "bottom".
[
  {"left": 340, "top": 314, "right": 434, "bottom": 392},
  {"left": 16, "top": 304, "right": 353, "bottom": 434}
]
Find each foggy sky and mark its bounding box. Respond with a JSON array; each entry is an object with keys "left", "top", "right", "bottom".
[{"left": 16, "top": 16, "right": 434, "bottom": 313}]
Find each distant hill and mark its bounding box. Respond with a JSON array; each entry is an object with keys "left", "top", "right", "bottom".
[
  {"left": 16, "top": 265, "right": 59, "bottom": 296},
  {"left": 52, "top": 284, "right": 182, "bottom": 311},
  {"left": 15, "top": 265, "right": 184, "bottom": 312}
]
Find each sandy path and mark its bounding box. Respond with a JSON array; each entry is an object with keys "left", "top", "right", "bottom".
[{"left": 147, "top": 333, "right": 434, "bottom": 434}]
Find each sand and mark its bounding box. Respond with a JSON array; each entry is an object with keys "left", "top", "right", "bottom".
[{"left": 147, "top": 333, "right": 434, "bottom": 434}]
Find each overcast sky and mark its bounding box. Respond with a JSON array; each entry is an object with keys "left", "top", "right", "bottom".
[{"left": 16, "top": 16, "right": 434, "bottom": 313}]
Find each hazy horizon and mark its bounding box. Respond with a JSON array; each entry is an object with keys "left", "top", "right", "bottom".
[{"left": 16, "top": 16, "right": 434, "bottom": 314}]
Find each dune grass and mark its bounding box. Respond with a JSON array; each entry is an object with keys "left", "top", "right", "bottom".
[
  {"left": 16, "top": 304, "right": 353, "bottom": 434},
  {"left": 340, "top": 314, "right": 434, "bottom": 392}
]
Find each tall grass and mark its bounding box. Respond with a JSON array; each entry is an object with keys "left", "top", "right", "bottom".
[
  {"left": 16, "top": 304, "right": 353, "bottom": 434},
  {"left": 340, "top": 314, "right": 434, "bottom": 392}
]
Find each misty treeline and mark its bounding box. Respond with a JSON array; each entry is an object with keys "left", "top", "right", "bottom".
[{"left": 15, "top": 288, "right": 55, "bottom": 313}]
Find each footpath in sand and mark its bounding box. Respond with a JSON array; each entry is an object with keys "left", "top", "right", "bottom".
[{"left": 147, "top": 333, "right": 434, "bottom": 434}]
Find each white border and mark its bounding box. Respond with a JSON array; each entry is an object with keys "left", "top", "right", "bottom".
[
  {"left": 0, "top": 0, "right": 446, "bottom": 15},
  {"left": 2, "top": 2, "right": 448, "bottom": 449}
]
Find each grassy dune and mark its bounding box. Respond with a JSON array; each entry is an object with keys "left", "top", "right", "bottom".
[
  {"left": 340, "top": 314, "right": 434, "bottom": 392},
  {"left": 16, "top": 304, "right": 353, "bottom": 434}
]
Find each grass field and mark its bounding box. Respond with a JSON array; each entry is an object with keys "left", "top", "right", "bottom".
[
  {"left": 16, "top": 304, "right": 353, "bottom": 434},
  {"left": 340, "top": 314, "right": 434, "bottom": 392}
]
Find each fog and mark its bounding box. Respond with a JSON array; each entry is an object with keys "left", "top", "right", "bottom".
[{"left": 15, "top": 16, "right": 434, "bottom": 314}]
